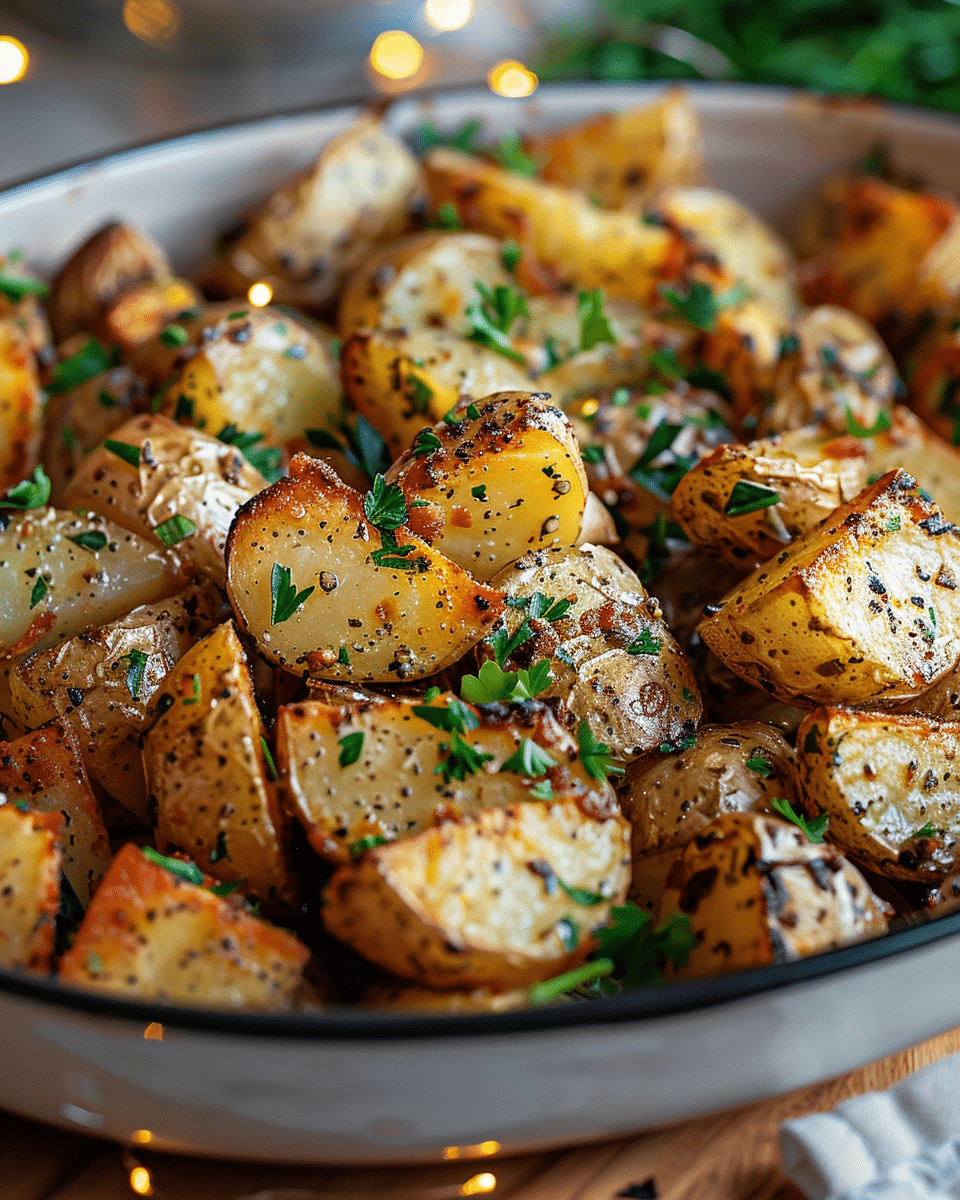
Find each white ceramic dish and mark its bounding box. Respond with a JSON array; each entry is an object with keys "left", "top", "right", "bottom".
[{"left": 3, "top": 82, "right": 960, "bottom": 1166}]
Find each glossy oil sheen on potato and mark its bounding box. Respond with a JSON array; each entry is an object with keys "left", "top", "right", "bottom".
[{"left": 0, "top": 805, "right": 61, "bottom": 972}]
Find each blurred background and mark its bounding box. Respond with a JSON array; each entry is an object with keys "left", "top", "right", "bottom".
[{"left": 3, "top": 0, "right": 960, "bottom": 187}]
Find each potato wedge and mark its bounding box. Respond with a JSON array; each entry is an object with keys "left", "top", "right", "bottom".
[
  {"left": 872, "top": 405, "right": 960, "bottom": 528},
  {"left": 64, "top": 414, "right": 268, "bottom": 586},
  {"left": 697, "top": 295, "right": 789, "bottom": 422},
  {"left": 361, "top": 981, "right": 528, "bottom": 1012},
  {"left": 657, "top": 812, "right": 889, "bottom": 979},
  {"left": 0, "top": 805, "right": 60, "bottom": 972},
  {"left": 202, "top": 113, "right": 424, "bottom": 312},
  {"left": 423, "top": 147, "right": 709, "bottom": 307},
  {"left": 278, "top": 691, "right": 616, "bottom": 864},
  {"left": 144, "top": 621, "right": 297, "bottom": 907},
  {"left": 59, "top": 843, "right": 309, "bottom": 1008},
  {"left": 0, "top": 718, "right": 109, "bottom": 905},
  {"left": 387, "top": 391, "right": 588, "bottom": 581},
  {"left": 323, "top": 798, "right": 631, "bottom": 989},
  {"left": 226, "top": 454, "right": 504, "bottom": 682},
  {"left": 0, "top": 507, "right": 185, "bottom": 660},
  {"left": 0, "top": 319, "right": 43, "bottom": 493},
  {"left": 486, "top": 544, "right": 702, "bottom": 761},
  {"left": 797, "top": 706, "right": 960, "bottom": 882},
  {"left": 10, "top": 581, "right": 223, "bottom": 820},
  {"left": 342, "top": 328, "right": 532, "bottom": 461},
  {"left": 698, "top": 470, "right": 960, "bottom": 707},
  {"left": 100, "top": 278, "right": 200, "bottom": 351},
  {"left": 621, "top": 722, "right": 799, "bottom": 911},
  {"left": 528, "top": 89, "right": 702, "bottom": 211},
  {"left": 0, "top": 252, "right": 53, "bottom": 359}
]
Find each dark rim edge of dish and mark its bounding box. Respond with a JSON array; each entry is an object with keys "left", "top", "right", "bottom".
[{"left": 2, "top": 79, "right": 960, "bottom": 1040}]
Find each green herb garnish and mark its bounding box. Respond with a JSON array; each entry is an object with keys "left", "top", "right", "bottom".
[
  {"left": 270, "top": 563, "right": 315, "bottom": 624},
  {"left": 577, "top": 719, "right": 624, "bottom": 781},
  {"left": 153, "top": 514, "right": 197, "bottom": 546},
  {"left": 29, "top": 574, "right": 48, "bottom": 609},
  {"left": 67, "top": 529, "right": 107, "bottom": 552},
  {"left": 215, "top": 424, "right": 283, "bottom": 484},
  {"left": 771, "top": 796, "right": 829, "bottom": 843},
  {"left": 491, "top": 130, "right": 538, "bottom": 176},
  {"left": 501, "top": 239, "right": 522, "bottom": 273},
  {"left": 460, "top": 658, "right": 553, "bottom": 705},
  {"left": 104, "top": 439, "right": 141, "bottom": 468},
  {"left": 123, "top": 648, "right": 149, "bottom": 700},
  {"left": 349, "top": 834, "right": 389, "bottom": 858},
  {"left": 435, "top": 733, "right": 494, "bottom": 784},
  {"left": 746, "top": 754, "right": 774, "bottom": 778},
  {"left": 47, "top": 338, "right": 113, "bottom": 394},
  {"left": 577, "top": 288, "right": 617, "bottom": 351},
  {"left": 411, "top": 429, "right": 443, "bottom": 457},
  {"left": 499, "top": 738, "right": 557, "bottom": 778},
  {"left": 259, "top": 736, "right": 279, "bottom": 781},
  {"left": 465, "top": 281, "right": 529, "bottom": 364},
  {"left": 1, "top": 464, "right": 51, "bottom": 509},
  {"left": 143, "top": 846, "right": 204, "bottom": 886},
  {"left": 338, "top": 731, "right": 364, "bottom": 767},
  {"left": 845, "top": 406, "right": 893, "bottom": 438},
  {"left": 411, "top": 697, "right": 480, "bottom": 735},
  {"left": 159, "top": 323, "right": 189, "bottom": 348},
  {"left": 723, "top": 479, "right": 780, "bottom": 517},
  {"left": 626, "top": 629, "right": 661, "bottom": 656},
  {"left": 406, "top": 375, "right": 433, "bottom": 415}
]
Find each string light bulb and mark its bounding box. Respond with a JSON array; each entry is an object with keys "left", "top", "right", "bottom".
[
  {"left": 424, "top": 0, "right": 473, "bottom": 32},
  {"left": 0, "top": 37, "right": 28, "bottom": 84},
  {"left": 461, "top": 1173, "right": 497, "bottom": 1196},
  {"left": 247, "top": 281, "right": 273, "bottom": 307},
  {"left": 487, "top": 60, "right": 538, "bottom": 98},
  {"left": 129, "top": 1165, "right": 153, "bottom": 1196},
  {"left": 369, "top": 30, "right": 424, "bottom": 80},
  {"left": 122, "top": 0, "right": 182, "bottom": 47}
]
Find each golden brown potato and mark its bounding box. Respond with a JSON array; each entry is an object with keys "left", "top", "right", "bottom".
[
  {"left": 657, "top": 812, "right": 889, "bottom": 979},
  {"left": 621, "top": 722, "right": 800, "bottom": 911},
  {"left": 48, "top": 221, "right": 172, "bottom": 343},
  {"left": 100, "top": 278, "right": 200, "bottom": 351},
  {"left": 0, "top": 251, "right": 52, "bottom": 359},
  {"left": 0, "top": 319, "right": 43, "bottom": 492},
  {"left": 202, "top": 113, "right": 424, "bottom": 312},
  {"left": 361, "top": 981, "right": 528, "bottom": 1012},
  {"left": 698, "top": 470, "right": 960, "bottom": 708},
  {"left": 10, "top": 581, "right": 223, "bottom": 820},
  {"left": 226, "top": 454, "right": 504, "bottom": 683},
  {"left": 528, "top": 89, "right": 703, "bottom": 211},
  {"left": 0, "top": 719, "right": 109, "bottom": 905},
  {"left": 387, "top": 391, "right": 589, "bottom": 581},
  {"left": 143, "top": 621, "right": 297, "bottom": 907},
  {"left": 695, "top": 295, "right": 788, "bottom": 424},
  {"left": 763, "top": 305, "right": 899, "bottom": 435},
  {"left": 64, "top": 414, "right": 269, "bottom": 586},
  {"left": 0, "top": 805, "right": 60, "bottom": 972},
  {"left": 797, "top": 706, "right": 960, "bottom": 882},
  {"left": 0, "top": 507, "right": 186, "bottom": 661},
  {"left": 323, "top": 798, "right": 631, "bottom": 989},
  {"left": 59, "top": 843, "right": 310, "bottom": 1008},
  {"left": 871, "top": 405, "right": 960, "bottom": 529},
  {"left": 278, "top": 691, "right": 615, "bottom": 864},
  {"left": 486, "top": 544, "right": 702, "bottom": 761}
]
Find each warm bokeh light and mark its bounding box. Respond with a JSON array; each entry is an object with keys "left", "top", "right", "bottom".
[
  {"left": 478, "top": 1141, "right": 501, "bottom": 1156},
  {"left": 131, "top": 1130, "right": 153, "bottom": 1145},
  {"left": 123, "top": 0, "right": 182, "bottom": 47},
  {"left": 247, "top": 281, "right": 273, "bottom": 307},
  {"left": 0, "top": 37, "right": 28, "bottom": 85},
  {"left": 424, "top": 0, "right": 473, "bottom": 32},
  {"left": 369, "top": 30, "right": 424, "bottom": 80},
  {"left": 143, "top": 1022, "right": 163, "bottom": 1040},
  {"left": 461, "top": 1173, "right": 497, "bottom": 1196},
  {"left": 580, "top": 398, "right": 600, "bottom": 417},
  {"left": 129, "top": 1166, "right": 153, "bottom": 1196},
  {"left": 487, "top": 60, "right": 538, "bottom": 98}
]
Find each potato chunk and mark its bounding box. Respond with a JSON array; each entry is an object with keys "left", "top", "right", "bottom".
[
  {"left": 10, "top": 581, "right": 222, "bottom": 819},
  {"left": 65, "top": 414, "right": 268, "bottom": 586},
  {"left": 0, "top": 718, "right": 109, "bottom": 904},
  {"left": 278, "top": 692, "right": 616, "bottom": 864},
  {"left": 0, "top": 805, "right": 60, "bottom": 972},
  {"left": 797, "top": 706, "right": 960, "bottom": 882},
  {"left": 698, "top": 471, "right": 960, "bottom": 707},
  {"left": 323, "top": 798, "right": 631, "bottom": 989},
  {"left": 59, "top": 843, "right": 309, "bottom": 1008},
  {"left": 0, "top": 507, "right": 185, "bottom": 660},
  {"left": 143, "top": 621, "right": 297, "bottom": 907},
  {"left": 657, "top": 812, "right": 889, "bottom": 979},
  {"left": 226, "top": 454, "right": 504, "bottom": 682},
  {"left": 0, "top": 319, "right": 42, "bottom": 493},
  {"left": 487, "top": 544, "right": 701, "bottom": 762},
  {"left": 621, "top": 722, "right": 799, "bottom": 911},
  {"left": 387, "top": 391, "right": 588, "bottom": 581}
]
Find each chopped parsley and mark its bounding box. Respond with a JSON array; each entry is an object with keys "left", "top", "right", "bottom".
[
  {"left": 123, "top": 648, "right": 149, "bottom": 700},
  {"left": 337, "top": 645, "right": 351, "bottom": 666},
  {"left": 486, "top": 619, "right": 535, "bottom": 666},
  {"left": 506, "top": 592, "right": 571, "bottom": 622},
  {"left": 0, "top": 259, "right": 48, "bottom": 302},
  {"left": 173, "top": 393, "right": 193, "bottom": 422},
  {"left": 29, "top": 574, "right": 48, "bottom": 609},
  {"left": 411, "top": 697, "right": 479, "bottom": 735},
  {"left": 501, "top": 239, "right": 522, "bottom": 273},
  {"left": 435, "top": 733, "right": 494, "bottom": 784},
  {"left": 159, "top": 323, "right": 189, "bottom": 348},
  {"left": 914, "top": 822, "right": 939, "bottom": 839},
  {"left": 215, "top": 424, "right": 283, "bottom": 484},
  {"left": 270, "top": 562, "right": 315, "bottom": 624},
  {"left": 527, "top": 958, "right": 616, "bottom": 1004},
  {"left": 349, "top": 834, "right": 389, "bottom": 858},
  {"left": 411, "top": 429, "right": 443, "bottom": 457},
  {"left": 661, "top": 279, "right": 751, "bottom": 332},
  {"left": 259, "top": 736, "right": 279, "bottom": 781},
  {"left": 723, "top": 479, "right": 780, "bottom": 517},
  {"left": 363, "top": 474, "right": 408, "bottom": 531},
  {"left": 746, "top": 754, "right": 774, "bottom": 778},
  {"left": 491, "top": 130, "right": 538, "bottom": 176},
  {"left": 771, "top": 796, "right": 829, "bottom": 843},
  {"left": 465, "top": 281, "right": 529, "bottom": 364},
  {"left": 46, "top": 337, "right": 113, "bottom": 394},
  {"left": 577, "top": 719, "right": 624, "bottom": 781},
  {"left": 208, "top": 831, "right": 229, "bottom": 863},
  {"left": 594, "top": 903, "right": 698, "bottom": 988},
  {"left": 429, "top": 201, "right": 463, "bottom": 231},
  {"left": 413, "top": 118, "right": 481, "bottom": 154},
  {"left": 143, "top": 846, "right": 204, "bottom": 886},
  {"left": 104, "top": 439, "right": 141, "bottom": 468},
  {"left": 626, "top": 629, "right": 661, "bottom": 656},
  {"left": 659, "top": 735, "right": 698, "bottom": 754},
  {"left": 460, "top": 658, "right": 553, "bottom": 704},
  {"left": 577, "top": 288, "right": 617, "bottom": 352},
  {"left": 153, "top": 514, "right": 197, "bottom": 546},
  {"left": 471, "top": 484, "right": 488, "bottom": 501},
  {"left": 338, "top": 731, "right": 364, "bottom": 767},
  {"left": 845, "top": 406, "right": 893, "bottom": 438},
  {"left": 1, "top": 464, "right": 51, "bottom": 509},
  {"left": 406, "top": 374, "right": 433, "bottom": 415},
  {"left": 499, "top": 738, "right": 558, "bottom": 777},
  {"left": 581, "top": 444, "right": 606, "bottom": 463},
  {"left": 67, "top": 529, "right": 107, "bottom": 552},
  {"left": 559, "top": 880, "right": 604, "bottom": 906}
]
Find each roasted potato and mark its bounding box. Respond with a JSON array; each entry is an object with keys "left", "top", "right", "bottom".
[
  {"left": 143, "top": 621, "right": 297, "bottom": 907},
  {"left": 621, "top": 722, "right": 800, "bottom": 911},
  {"left": 64, "top": 414, "right": 269, "bottom": 586},
  {"left": 698, "top": 470, "right": 960, "bottom": 707},
  {"left": 202, "top": 113, "right": 424, "bottom": 312},
  {"left": 278, "top": 691, "right": 615, "bottom": 864},
  {"left": 0, "top": 319, "right": 43, "bottom": 493},
  {"left": 323, "top": 797, "right": 631, "bottom": 989},
  {"left": 485, "top": 544, "right": 702, "bottom": 761},
  {"left": 0, "top": 804, "right": 60, "bottom": 972},
  {"left": 657, "top": 812, "right": 889, "bottom": 979},
  {"left": 797, "top": 706, "right": 960, "bottom": 882},
  {"left": 387, "top": 391, "right": 589, "bottom": 581},
  {"left": 361, "top": 981, "right": 528, "bottom": 1012},
  {"left": 226, "top": 454, "right": 504, "bottom": 683},
  {"left": 0, "top": 251, "right": 53, "bottom": 359},
  {"left": 10, "top": 581, "right": 223, "bottom": 819},
  {"left": 59, "top": 843, "right": 309, "bottom": 1008},
  {"left": 0, "top": 718, "right": 109, "bottom": 904}
]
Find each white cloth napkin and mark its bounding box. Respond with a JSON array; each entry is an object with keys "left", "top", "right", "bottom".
[{"left": 780, "top": 1052, "right": 960, "bottom": 1199}]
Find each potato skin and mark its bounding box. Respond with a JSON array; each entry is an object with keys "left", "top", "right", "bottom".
[
  {"left": 487, "top": 544, "right": 702, "bottom": 762},
  {"left": 657, "top": 812, "right": 889, "bottom": 979},
  {"left": 698, "top": 470, "right": 960, "bottom": 707},
  {"left": 797, "top": 706, "right": 960, "bottom": 882},
  {"left": 323, "top": 798, "right": 631, "bottom": 989},
  {"left": 0, "top": 318, "right": 43, "bottom": 493},
  {"left": 621, "top": 722, "right": 799, "bottom": 911},
  {"left": 0, "top": 805, "right": 61, "bottom": 973}
]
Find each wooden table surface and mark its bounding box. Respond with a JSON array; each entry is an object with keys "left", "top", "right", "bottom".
[{"left": 4, "top": 1025, "right": 959, "bottom": 1200}]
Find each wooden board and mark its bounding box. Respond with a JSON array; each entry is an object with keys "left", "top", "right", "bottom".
[{"left": 4, "top": 1025, "right": 959, "bottom": 1200}]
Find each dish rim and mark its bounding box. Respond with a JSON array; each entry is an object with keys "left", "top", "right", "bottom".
[{"left": 3, "top": 77, "right": 960, "bottom": 1042}]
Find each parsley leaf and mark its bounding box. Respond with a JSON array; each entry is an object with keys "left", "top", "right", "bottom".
[
  {"left": 559, "top": 880, "right": 605, "bottom": 905},
  {"left": 487, "top": 619, "right": 534, "bottom": 666},
  {"left": 67, "top": 529, "right": 107, "bottom": 552},
  {"left": 914, "top": 822, "right": 939, "bottom": 839},
  {"left": 411, "top": 697, "right": 480, "bottom": 734},
  {"left": 29, "top": 574, "right": 48, "bottom": 608},
  {"left": 428, "top": 201, "right": 463, "bottom": 231},
  {"left": 501, "top": 239, "right": 522, "bottom": 273},
  {"left": 491, "top": 130, "right": 538, "bottom": 176},
  {"left": 338, "top": 731, "right": 364, "bottom": 767},
  {"left": 411, "top": 429, "right": 443, "bottom": 457},
  {"left": 435, "top": 733, "right": 494, "bottom": 783},
  {"left": 662, "top": 280, "right": 720, "bottom": 331},
  {"left": 627, "top": 629, "right": 661, "bottom": 656},
  {"left": 746, "top": 754, "right": 774, "bottom": 778},
  {"left": 581, "top": 444, "right": 606, "bottom": 464},
  {"left": 270, "top": 563, "right": 315, "bottom": 624},
  {"left": 152, "top": 514, "right": 197, "bottom": 546},
  {"left": 215, "top": 424, "right": 283, "bottom": 484},
  {"left": 2, "top": 464, "right": 51, "bottom": 510},
  {"left": 465, "top": 281, "right": 529, "bottom": 364},
  {"left": 845, "top": 406, "right": 893, "bottom": 438},
  {"left": 159, "top": 323, "right": 189, "bottom": 348},
  {"left": 143, "top": 846, "right": 204, "bottom": 886},
  {"left": 406, "top": 374, "right": 433, "bottom": 415},
  {"left": 47, "top": 337, "right": 113, "bottom": 394},
  {"left": 577, "top": 719, "right": 624, "bottom": 781},
  {"left": 0, "top": 260, "right": 48, "bottom": 302},
  {"left": 771, "top": 796, "right": 829, "bottom": 843},
  {"left": 460, "top": 657, "right": 553, "bottom": 704},
  {"left": 413, "top": 118, "right": 481, "bottom": 154},
  {"left": 349, "top": 834, "right": 389, "bottom": 858},
  {"left": 260, "top": 736, "right": 279, "bottom": 781},
  {"left": 595, "top": 902, "right": 698, "bottom": 988},
  {"left": 123, "top": 648, "right": 149, "bottom": 700},
  {"left": 499, "top": 738, "right": 558, "bottom": 777},
  {"left": 507, "top": 592, "right": 571, "bottom": 622},
  {"left": 723, "top": 480, "right": 779, "bottom": 517},
  {"left": 104, "top": 439, "right": 141, "bottom": 468},
  {"left": 363, "top": 474, "right": 408, "bottom": 532},
  {"left": 577, "top": 288, "right": 617, "bottom": 352}
]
